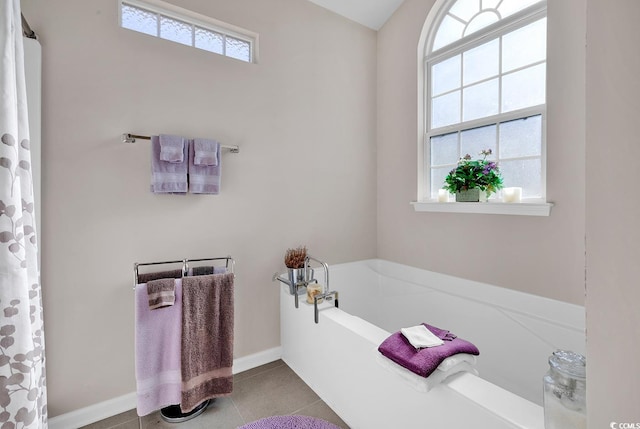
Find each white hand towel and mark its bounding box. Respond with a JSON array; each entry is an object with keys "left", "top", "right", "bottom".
[{"left": 401, "top": 325, "right": 444, "bottom": 349}]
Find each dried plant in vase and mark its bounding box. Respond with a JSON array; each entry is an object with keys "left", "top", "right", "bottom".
[{"left": 284, "top": 246, "right": 307, "bottom": 269}]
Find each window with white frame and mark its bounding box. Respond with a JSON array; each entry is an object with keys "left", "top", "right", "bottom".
[
  {"left": 119, "top": 0, "right": 257, "bottom": 63},
  {"left": 423, "top": 0, "right": 547, "bottom": 201}
]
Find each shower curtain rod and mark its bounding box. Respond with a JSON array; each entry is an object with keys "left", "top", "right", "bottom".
[
  {"left": 122, "top": 133, "right": 240, "bottom": 153},
  {"left": 21, "top": 13, "right": 37, "bottom": 39}
]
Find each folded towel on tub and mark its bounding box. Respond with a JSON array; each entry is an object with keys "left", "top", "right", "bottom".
[
  {"left": 193, "top": 138, "right": 219, "bottom": 166},
  {"left": 146, "top": 278, "right": 176, "bottom": 310},
  {"left": 159, "top": 134, "right": 185, "bottom": 163},
  {"left": 375, "top": 350, "right": 478, "bottom": 392},
  {"left": 378, "top": 323, "right": 479, "bottom": 378},
  {"left": 188, "top": 139, "right": 221, "bottom": 195},
  {"left": 151, "top": 135, "right": 188, "bottom": 194},
  {"left": 135, "top": 280, "right": 183, "bottom": 416},
  {"left": 181, "top": 273, "right": 234, "bottom": 412}
]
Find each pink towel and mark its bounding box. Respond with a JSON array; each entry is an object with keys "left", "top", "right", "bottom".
[
  {"left": 135, "top": 280, "right": 183, "bottom": 416},
  {"left": 181, "top": 273, "right": 234, "bottom": 412}
]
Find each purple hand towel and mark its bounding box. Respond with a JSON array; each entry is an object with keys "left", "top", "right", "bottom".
[
  {"left": 159, "top": 134, "right": 185, "bottom": 163},
  {"left": 135, "top": 280, "right": 183, "bottom": 416},
  {"left": 423, "top": 323, "right": 457, "bottom": 341},
  {"left": 194, "top": 138, "right": 219, "bottom": 166},
  {"left": 378, "top": 323, "right": 479, "bottom": 378},
  {"left": 181, "top": 273, "right": 234, "bottom": 412},
  {"left": 188, "top": 139, "right": 221, "bottom": 195},
  {"left": 151, "top": 135, "right": 188, "bottom": 194}
]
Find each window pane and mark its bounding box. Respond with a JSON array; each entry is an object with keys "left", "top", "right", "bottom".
[
  {"left": 433, "top": 15, "right": 465, "bottom": 51},
  {"left": 195, "top": 27, "right": 224, "bottom": 54},
  {"left": 499, "top": 158, "right": 542, "bottom": 198},
  {"left": 463, "top": 38, "right": 499, "bottom": 85},
  {"left": 502, "top": 63, "right": 545, "bottom": 112},
  {"left": 432, "top": 55, "right": 461, "bottom": 96},
  {"left": 160, "top": 15, "right": 193, "bottom": 46},
  {"left": 431, "top": 132, "right": 459, "bottom": 166},
  {"left": 226, "top": 36, "right": 251, "bottom": 62},
  {"left": 463, "top": 78, "right": 499, "bottom": 121},
  {"left": 497, "top": 0, "right": 543, "bottom": 19},
  {"left": 432, "top": 91, "right": 461, "bottom": 128},
  {"left": 502, "top": 18, "right": 546, "bottom": 73},
  {"left": 482, "top": 0, "right": 501, "bottom": 9},
  {"left": 464, "top": 11, "right": 500, "bottom": 37},
  {"left": 499, "top": 115, "right": 542, "bottom": 159},
  {"left": 449, "top": 0, "right": 480, "bottom": 21},
  {"left": 121, "top": 4, "right": 157, "bottom": 36},
  {"left": 460, "top": 125, "right": 497, "bottom": 159},
  {"left": 431, "top": 167, "right": 452, "bottom": 198}
]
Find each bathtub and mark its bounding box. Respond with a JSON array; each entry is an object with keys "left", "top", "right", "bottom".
[{"left": 280, "top": 259, "right": 585, "bottom": 429}]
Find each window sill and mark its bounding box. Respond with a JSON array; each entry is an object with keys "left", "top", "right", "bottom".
[{"left": 411, "top": 201, "right": 553, "bottom": 216}]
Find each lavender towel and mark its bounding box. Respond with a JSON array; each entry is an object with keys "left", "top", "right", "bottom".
[
  {"left": 159, "top": 134, "right": 185, "bottom": 163},
  {"left": 188, "top": 139, "right": 221, "bottom": 195},
  {"left": 146, "top": 278, "right": 176, "bottom": 310},
  {"left": 181, "top": 273, "right": 234, "bottom": 412},
  {"left": 151, "top": 135, "right": 188, "bottom": 194},
  {"left": 135, "top": 280, "right": 183, "bottom": 416},
  {"left": 378, "top": 323, "right": 479, "bottom": 378},
  {"left": 193, "top": 138, "right": 219, "bottom": 166},
  {"left": 238, "top": 415, "right": 342, "bottom": 429}
]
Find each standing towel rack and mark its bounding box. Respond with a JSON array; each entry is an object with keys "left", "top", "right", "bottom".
[
  {"left": 133, "top": 256, "right": 235, "bottom": 286},
  {"left": 123, "top": 133, "right": 240, "bottom": 154}
]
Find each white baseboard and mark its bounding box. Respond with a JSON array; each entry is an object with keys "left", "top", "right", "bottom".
[{"left": 48, "top": 347, "right": 282, "bottom": 429}]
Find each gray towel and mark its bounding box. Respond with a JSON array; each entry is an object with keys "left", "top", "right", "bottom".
[
  {"left": 188, "top": 139, "right": 221, "bottom": 195},
  {"left": 151, "top": 135, "right": 188, "bottom": 194},
  {"left": 138, "top": 269, "right": 183, "bottom": 284},
  {"left": 181, "top": 273, "right": 234, "bottom": 412},
  {"left": 188, "top": 266, "right": 227, "bottom": 276},
  {"left": 146, "top": 278, "right": 176, "bottom": 310},
  {"left": 159, "top": 134, "right": 185, "bottom": 163}
]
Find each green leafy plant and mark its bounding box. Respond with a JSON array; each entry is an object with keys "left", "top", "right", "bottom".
[{"left": 443, "top": 149, "right": 504, "bottom": 196}]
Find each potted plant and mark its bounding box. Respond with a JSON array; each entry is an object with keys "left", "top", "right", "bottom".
[
  {"left": 284, "top": 246, "right": 307, "bottom": 294},
  {"left": 443, "top": 149, "right": 504, "bottom": 202}
]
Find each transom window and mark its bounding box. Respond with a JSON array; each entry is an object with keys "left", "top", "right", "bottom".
[
  {"left": 119, "top": 0, "right": 257, "bottom": 63},
  {"left": 424, "top": 0, "right": 547, "bottom": 201}
]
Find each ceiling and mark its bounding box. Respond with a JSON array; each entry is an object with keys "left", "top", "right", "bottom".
[{"left": 306, "top": 0, "right": 405, "bottom": 30}]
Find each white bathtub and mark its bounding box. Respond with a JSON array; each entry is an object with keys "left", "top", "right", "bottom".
[{"left": 280, "top": 259, "right": 585, "bottom": 429}]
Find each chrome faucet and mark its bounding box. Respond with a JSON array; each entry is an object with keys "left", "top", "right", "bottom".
[
  {"left": 304, "top": 255, "right": 329, "bottom": 296},
  {"left": 273, "top": 255, "right": 338, "bottom": 322}
]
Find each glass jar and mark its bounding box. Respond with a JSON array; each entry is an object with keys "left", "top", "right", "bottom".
[{"left": 543, "top": 350, "right": 586, "bottom": 429}]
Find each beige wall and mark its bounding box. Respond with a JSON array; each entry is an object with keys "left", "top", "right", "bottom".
[
  {"left": 376, "top": 0, "right": 586, "bottom": 305},
  {"left": 22, "top": 0, "right": 377, "bottom": 417},
  {"left": 586, "top": 0, "right": 640, "bottom": 424}
]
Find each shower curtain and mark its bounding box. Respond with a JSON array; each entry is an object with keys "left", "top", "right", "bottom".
[{"left": 0, "top": 0, "right": 47, "bottom": 427}]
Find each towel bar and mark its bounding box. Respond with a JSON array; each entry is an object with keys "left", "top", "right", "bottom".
[
  {"left": 133, "top": 256, "right": 235, "bottom": 287},
  {"left": 123, "top": 133, "right": 239, "bottom": 153}
]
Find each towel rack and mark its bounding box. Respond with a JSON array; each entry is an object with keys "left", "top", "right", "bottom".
[
  {"left": 133, "top": 256, "right": 235, "bottom": 287},
  {"left": 123, "top": 133, "right": 240, "bottom": 154}
]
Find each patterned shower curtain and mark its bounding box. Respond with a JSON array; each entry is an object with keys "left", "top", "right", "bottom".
[{"left": 0, "top": 0, "right": 47, "bottom": 427}]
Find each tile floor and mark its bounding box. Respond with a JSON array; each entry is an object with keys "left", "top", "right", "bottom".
[{"left": 80, "top": 360, "right": 349, "bottom": 429}]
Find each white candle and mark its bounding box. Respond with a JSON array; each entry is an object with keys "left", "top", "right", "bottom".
[
  {"left": 502, "top": 187, "right": 522, "bottom": 203},
  {"left": 437, "top": 189, "right": 449, "bottom": 202}
]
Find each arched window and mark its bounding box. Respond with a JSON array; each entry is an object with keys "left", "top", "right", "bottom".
[{"left": 422, "top": 0, "right": 547, "bottom": 202}]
